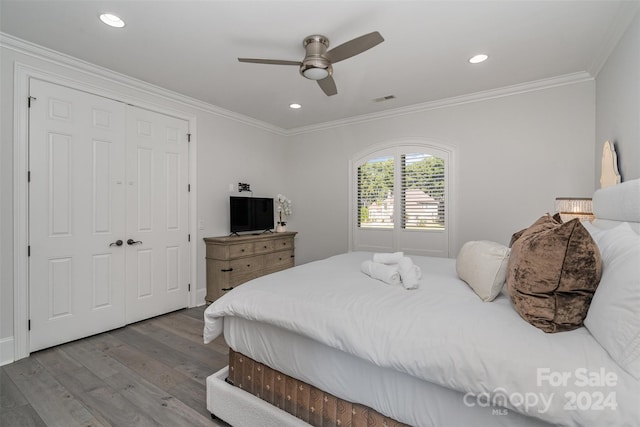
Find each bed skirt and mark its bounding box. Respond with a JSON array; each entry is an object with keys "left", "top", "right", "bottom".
[{"left": 227, "top": 349, "right": 408, "bottom": 427}]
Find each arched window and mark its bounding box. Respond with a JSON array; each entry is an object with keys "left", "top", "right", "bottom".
[{"left": 350, "top": 142, "right": 451, "bottom": 257}]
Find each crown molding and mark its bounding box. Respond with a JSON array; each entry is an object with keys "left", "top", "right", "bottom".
[
  {"left": 1, "top": 31, "right": 596, "bottom": 139},
  {"left": 285, "top": 72, "right": 594, "bottom": 136},
  {"left": 0, "top": 32, "right": 286, "bottom": 136}
]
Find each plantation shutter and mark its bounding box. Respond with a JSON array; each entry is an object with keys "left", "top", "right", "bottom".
[
  {"left": 352, "top": 143, "right": 450, "bottom": 256},
  {"left": 357, "top": 156, "right": 394, "bottom": 229},
  {"left": 401, "top": 153, "right": 446, "bottom": 230}
]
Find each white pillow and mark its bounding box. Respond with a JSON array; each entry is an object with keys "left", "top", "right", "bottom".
[
  {"left": 456, "top": 240, "right": 510, "bottom": 302},
  {"left": 580, "top": 220, "right": 606, "bottom": 242},
  {"left": 584, "top": 223, "right": 640, "bottom": 379}
]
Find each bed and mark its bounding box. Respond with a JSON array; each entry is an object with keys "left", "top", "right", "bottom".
[{"left": 203, "top": 178, "right": 640, "bottom": 426}]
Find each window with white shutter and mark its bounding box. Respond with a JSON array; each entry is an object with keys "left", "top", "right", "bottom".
[
  {"left": 357, "top": 155, "right": 394, "bottom": 229},
  {"left": 352, "top": 142, "right": 451, "bottom": 256},
  {"left": 401, "top": 153, "right": 445, "bottom": 230}
]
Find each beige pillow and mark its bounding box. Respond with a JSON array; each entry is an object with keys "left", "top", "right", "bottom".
[
  {"left": 506, "top": 215, "right": 602, "bottom": 333},
  {"left": 456, "top": 240, "right": 510, "bottom": 302}
]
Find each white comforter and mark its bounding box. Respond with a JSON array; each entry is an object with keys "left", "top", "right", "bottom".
[{"left": 204, "top": 252, "right": 640, "bottom": 427}]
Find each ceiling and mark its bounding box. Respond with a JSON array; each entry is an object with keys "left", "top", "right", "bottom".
[{"left": 1, "top": 1, "right": 638, "bottom": 131}]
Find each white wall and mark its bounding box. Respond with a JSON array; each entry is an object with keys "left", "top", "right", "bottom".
[
  {"left": 0, "top": 42, "right": 289, "bottom": 355},
  {"left": 286, "top": 82, "right": 596, "bottom": 265},
  {"left": 595, "top": 12, "right": 640, "bottom": 185}
]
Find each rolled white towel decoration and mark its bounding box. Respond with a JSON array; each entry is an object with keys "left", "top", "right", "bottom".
[
  {"left": 360, "top": 260, "right": 402, "bottom": 286},
  {"left": 398, "top": 257, "right": 420, "bottom": 290},
  {"left": 372, "top": 251, "right": 404, "bottom": 264}
]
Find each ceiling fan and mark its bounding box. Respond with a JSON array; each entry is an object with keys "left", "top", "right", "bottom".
[{"left": 238, "top": 31, "right": 384, "bottom": 96}]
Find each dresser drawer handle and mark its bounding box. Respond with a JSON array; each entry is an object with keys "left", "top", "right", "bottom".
[
  {"left": 241, "top": 249, "right": 245, "bottom": 252},
  {"left": 263, "top": 245, "right": 267, "bottom": 249},
  {"left": 221, "top": 287, "right": 234, "bottom": 291},
  {"left": 247, "top": 264, "right": 251, "bottom": 268},
  {"left": 221, "top": 268, "right": 233, "bottom": 272},
  {"left": 290, "top": 255, "right": 295, "bottom": 258}
]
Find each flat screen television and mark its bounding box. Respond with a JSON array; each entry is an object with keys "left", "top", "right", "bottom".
[{"left": 230, "top": 196, "right": 274, "bottom": 233}]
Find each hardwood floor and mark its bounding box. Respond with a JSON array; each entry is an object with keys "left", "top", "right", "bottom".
[{"left": 1, "top": 306, "right": 230, "bottom": 427}]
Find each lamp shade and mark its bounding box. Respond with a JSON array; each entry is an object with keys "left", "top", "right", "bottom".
[{"left": 555, "top": 197, "right": 594, "bottom": 222}]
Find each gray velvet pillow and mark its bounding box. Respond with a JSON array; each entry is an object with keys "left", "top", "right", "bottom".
[{"left": 506, "top": 215, "right": 602, "bottom": 333}]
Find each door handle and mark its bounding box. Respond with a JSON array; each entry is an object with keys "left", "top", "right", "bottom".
[
  {"left": 109, "top": 240, "right": 123, "bottom": 247},
  {"left": 127, "top": 239, "right": 143, "bottom": 245}
]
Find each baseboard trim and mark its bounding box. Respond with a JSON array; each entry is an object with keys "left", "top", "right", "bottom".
[
  {"left": 196, "top": 288, "right": 207, "bottom": 307},
  {"left": 0, "top": 337, "right": 15, "bottom": 366}
]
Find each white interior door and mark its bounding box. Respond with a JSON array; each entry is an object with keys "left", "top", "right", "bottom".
[
  {"left": 125, "top": 106, "right": 190, "bottom": 323},
  {"left": 29, "top": 79, "right": 127, "bottom": 352},
  {"left": 29, "top": 81, "right": 190, "bottom": 351}
]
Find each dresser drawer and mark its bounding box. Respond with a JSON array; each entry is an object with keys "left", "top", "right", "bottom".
[
  {"left": 229, "top": 242, "right": 254, "bottom": 258},
  {"left": 228, "top": 255, "right": 265, "bottom": 275},
  {"left": 272, "top": 237, "right": 294, "bottom": 251},
  {"left": 254, "top": 240, "right": 275, "bottom": 254},
  {"left": 265, "top": 250, "right": 294, "bottom": 269}
]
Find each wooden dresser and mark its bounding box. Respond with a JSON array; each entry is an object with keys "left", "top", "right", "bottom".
[{"left": 204, "top": 232, "right": 297, "bottom": 303}]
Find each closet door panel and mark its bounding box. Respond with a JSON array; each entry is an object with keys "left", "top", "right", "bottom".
[
  {"left": 29, "top": 79, "right": 127, "bottom": 352},
  {"left": 125, "top": 106, "right": 189, "bottom": 323}
]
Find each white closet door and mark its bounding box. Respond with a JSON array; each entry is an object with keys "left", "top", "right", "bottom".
[
  {"left": 125, "top": 106, "right": 189, "bottom": 323},
  {"left": 29, "top": 79, "right": 127, "bottom": 352}
]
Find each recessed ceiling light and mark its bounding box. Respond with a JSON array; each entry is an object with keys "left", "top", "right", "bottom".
[
  {"left": 289, "top": 103, "right": 302, "bottom": 109},
  {"left": 469, "top": 54, "right": 488, "bottom": 64},
  {"left": 99, "top": 13, "right": 125, "bottom": 28}
]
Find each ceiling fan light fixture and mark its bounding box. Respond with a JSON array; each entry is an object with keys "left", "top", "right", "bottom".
[
  {"left": 289, "top": 103, "right": 302, "bottom": 109},
  {"left": 99, "top": 13, "right": 125, "bottom": 28},
  {"left": 302, "top": 67, "right": 329, "bottom": 80}
]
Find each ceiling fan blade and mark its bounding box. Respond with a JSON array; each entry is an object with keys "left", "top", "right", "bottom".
[
  {"left": 238, "top": 58, "right": 302, "bottom": 66},
  {"left": 325, "top": 31, "right": 384, "bottom": 64},
  {"left": 317, "top": 76, "right": 337, "bottom": 96}
]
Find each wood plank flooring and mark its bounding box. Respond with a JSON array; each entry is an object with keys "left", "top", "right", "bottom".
[{"left": 1, "top": 306, "right": 230, "bottom": 427}]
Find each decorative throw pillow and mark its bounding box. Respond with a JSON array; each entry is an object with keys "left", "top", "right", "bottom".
[
  {"left": 584, "top": 223, "right": 640, "bottom": 379},
  {"left": 506, "top": 215, "right": 602, "bottom": 333},
  {"left": 456, "top": 241, "right": 510, "bottom": 302},
  {"left": 509, "top": 213, "right": 562, "bottom": 247}
]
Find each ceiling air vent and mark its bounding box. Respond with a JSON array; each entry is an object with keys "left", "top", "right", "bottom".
[{"left": 374, "top": 95, "right": 396, "bottom": 102}]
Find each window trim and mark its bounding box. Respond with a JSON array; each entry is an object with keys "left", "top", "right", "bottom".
[{"left": 348, "top": 138, "right": 456, "bottom": 256}]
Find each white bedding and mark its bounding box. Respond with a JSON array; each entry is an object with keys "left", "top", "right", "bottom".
[
  {"left": 225, "top": 317, "right": 552, "bottom": 427},
  {"left": 204, "top": 252, "right": 640, "bottom": 427}
]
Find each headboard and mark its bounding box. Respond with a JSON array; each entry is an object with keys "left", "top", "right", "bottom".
[{"left": 592, "top": 178, "right": 640, "bottom": 232}]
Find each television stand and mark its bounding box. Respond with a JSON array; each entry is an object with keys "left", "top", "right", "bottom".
[{"left": 203, "top": 232, "right": 297, "bottom": 303}]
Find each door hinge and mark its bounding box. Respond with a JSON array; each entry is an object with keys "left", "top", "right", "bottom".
[
  {"left": 27, "top": 171, "right": 31, "bottom": 182},
  {"left": 188, "top": 234, "right": 191, "bottom": 242},
  {"left": 28, "top": 319, "right": 31, "bottom": 331},
  {"left": 28, "top": 246, "right": 31, "bottom": 257},
  {"left": 188, "top": 283, "right": 191, "bottom": 292},
  {"left": 187, "top": 133, "right": 191, "bottom": 142},
  {"left": 28, "top": 96, "right": 36, "bottom": 108},
  {"left": 188, "top": 184, "right": 191, "bottom": 192}
]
